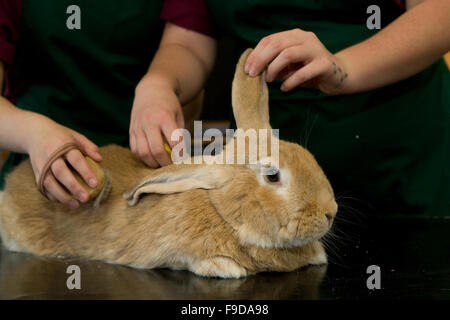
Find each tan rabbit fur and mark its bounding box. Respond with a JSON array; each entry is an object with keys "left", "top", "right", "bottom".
[{"left": 0, "top": 49, "right": 337, "bottom": 278}]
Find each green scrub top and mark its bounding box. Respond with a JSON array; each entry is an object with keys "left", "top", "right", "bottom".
[
  {"left": 0, "top": 0, "right": 164, "bottom": 188},
  {"left": 206, "top": 0, "right": 450, "bottom": 217}
]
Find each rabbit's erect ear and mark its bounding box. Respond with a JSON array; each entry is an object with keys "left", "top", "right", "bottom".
[
  {"left": 123, "top": 165, "right": 231, "bottom": 206},
  {"left": 232, "top": 48, "right": 271, "bottom": 130}
]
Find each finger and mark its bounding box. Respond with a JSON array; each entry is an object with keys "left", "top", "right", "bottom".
[
  {"left": 281, "top": 59, "right": 328, "bottom": 92},
  {"left": 45, "top": 191, "right": 57, "bottom": 202},
  {"left": 43, "top": 173, "right": 80, "bottom": 209},
  {"left": 175, "top": 110, "right": 185, "bottom": 130},
  {"left": 72, "top": 132, "right": 102, "bottom": 162},
  {"left": 266, "top": 46, "right": 311, "bottom": 82},
  {"left": 136, "top": 131, "right": 159, "bottom": 168},
  {"left": 161, "top": 118, "right": 182, "bottom": 149},
  {"left": 246, "top": 29, "right": 308, "bottom": 76},
  {"left": 51, "top": 158, "right": 89, "bottom": 203},
  {"left": 174, "top": 111, "right": 186, "bottom": 149},
  {"left": 161, "top": 119, "right": 183, "bottom": 164},
  {"left": 65, "top": 149, "right": 98, "bottom": 189},
  {"left": 145, "top": 126, "right": 172, "bottom": 166},
  {"left": 172, "top": 112, "right": 188, "bottom": 160}
]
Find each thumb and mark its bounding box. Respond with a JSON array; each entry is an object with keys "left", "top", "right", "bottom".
[
  {"left": 162, "top": 117, "right": 183, "bottom": 150},
  {"left": 176, "top": 109, "right": 185, "bottom": 130},
  {"left": 72, "top": 132, "right": 102, "bottom": 162}
]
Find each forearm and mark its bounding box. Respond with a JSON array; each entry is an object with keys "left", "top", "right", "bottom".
[
  {"left": 140, "top": 44, "right": 209, "bottom": 104},
  {"left": 335, "top": 0, "right": 450, "bottom": 94},
  {"left": 0, "top": 63, "right": 36, "bottom": 153},
  {"left": 137, "top": 23, "right": 217, "bottom": 104},
  {"left": 0, "top": 96, "right": 44, "bottom": 154}
]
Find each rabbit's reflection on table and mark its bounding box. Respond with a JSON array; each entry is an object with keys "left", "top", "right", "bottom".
[{"left": 0, "top": 246, "right": 326, "bottom": 300}]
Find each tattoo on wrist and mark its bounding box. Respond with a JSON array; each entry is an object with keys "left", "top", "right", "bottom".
[{"left": 332, "top": 61, "right": 348, "bottom": 85}]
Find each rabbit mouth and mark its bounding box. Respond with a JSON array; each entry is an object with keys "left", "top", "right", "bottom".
[
  {"left": 289, "top": 222, "right": 331, "bottom": 247},
  {"left": 265, "top": 233, "right": 325, "bottom": 248},
  {"left": 273, "top": 228, "right": 329, "bottom": 248},
  {"left": 290, "top": 234, "right": 326, "bottom": 247}
]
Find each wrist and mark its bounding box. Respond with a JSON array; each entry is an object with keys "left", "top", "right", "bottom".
[
  {"left": 20, "top": 111, "right": 53, "bottom": 154},
  {"left": 136, "top": 74, "right": 179, "bottom": 98},
  {"left": 332, "top": 52, "right": 358, "bottom": 95}
]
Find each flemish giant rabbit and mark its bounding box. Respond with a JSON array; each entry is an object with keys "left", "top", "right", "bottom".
[{"left": 0, "top": 49, "right": 337, "bottom": 278}]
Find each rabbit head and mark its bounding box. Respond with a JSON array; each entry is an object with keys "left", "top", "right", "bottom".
[
  {"left": 209, "top": 49, "right": 338, "bottom": 248},
  {"left": 124, "top": 49, "right": 337, "bottom": 250}
]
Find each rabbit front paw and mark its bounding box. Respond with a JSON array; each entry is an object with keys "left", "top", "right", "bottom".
[{"left": 190, "top": 256, "right": 248, "bottom": 279}]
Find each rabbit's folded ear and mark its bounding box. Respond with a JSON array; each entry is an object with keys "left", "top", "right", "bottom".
[
  {"left": 123, "top": 165, "right": 231, "bottom": 206},
  {"left": 232, "top": 48, "right": 271, "bottom": 131}
]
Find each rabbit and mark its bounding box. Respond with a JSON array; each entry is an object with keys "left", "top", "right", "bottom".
[{"left": 0, "top": 49, "right": 338, "bottom": 279}]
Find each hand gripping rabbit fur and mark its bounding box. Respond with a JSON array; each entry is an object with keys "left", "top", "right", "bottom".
[{"left": 0, "top": 49, "right": 338, "bottom": 278}]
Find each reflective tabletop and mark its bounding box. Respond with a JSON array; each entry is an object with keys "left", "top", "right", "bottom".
[{"left": 1, "top": 217, "right": 449, "bottom": 300}]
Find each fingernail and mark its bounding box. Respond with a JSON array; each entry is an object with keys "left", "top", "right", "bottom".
[
  {"left": 244, "top": 63, "right": 250, "bottom": 74},
  {"left": 249, "top": 68, "right": 256, "bottom": 77},
  {"left": 79, "top": 192, "right": 89, "bottom": 203},
  {"left": 89, "top": 178, "right": 97, "bottom": 188},
  {"left": 69, "top": 200, "right": 79, "bottom": 209}
]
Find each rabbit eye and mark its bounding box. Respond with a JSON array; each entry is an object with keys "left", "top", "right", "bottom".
[
  {"left": 265, "top": 171, "right": 280, "bottom": 183},
  {"left": 260, "top": 166, "right": 281, "bottom": 184}
]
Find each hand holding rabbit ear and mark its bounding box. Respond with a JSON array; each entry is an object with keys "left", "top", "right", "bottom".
[{"left": 245, "top": 28, "right": 349, "bottom": 95}]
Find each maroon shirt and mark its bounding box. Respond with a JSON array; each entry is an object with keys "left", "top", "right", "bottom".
[
  {"left": 0, "top": 0, "right": 22, "bottom": 101},
  {"left": 161, "top": 0, "right": 214, "bottom": 37}
]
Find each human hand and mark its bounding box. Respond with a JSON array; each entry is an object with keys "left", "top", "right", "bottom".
[
  {"left": 25, "top": 114, "right": 102, "bottom": 209},
  {"left": 245, "top": 29, "right": 349, "bottom": 95},
  {"left": 129, "top": 78, "right": 184, "bottom": 168}
]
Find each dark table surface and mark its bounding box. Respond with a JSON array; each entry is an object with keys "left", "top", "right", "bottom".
[{"left": 1, "top": 216, "right": 449, "bottom": 300}]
